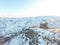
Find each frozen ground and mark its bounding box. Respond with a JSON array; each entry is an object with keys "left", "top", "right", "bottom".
[{"left": 0, "top": 16, "right": 60, "bottom": 45}]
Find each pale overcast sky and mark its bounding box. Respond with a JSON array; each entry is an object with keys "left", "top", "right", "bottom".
[{"left": 0, "top": 0, "right": 60, "bottom": 17}]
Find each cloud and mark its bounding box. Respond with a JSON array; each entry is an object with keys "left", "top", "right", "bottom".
[
  {"left": 0, "top": 0, "right": 60, "bottom": 17},
  {"left": 23, "top": 0, "right": 59, "bottom": 16}
]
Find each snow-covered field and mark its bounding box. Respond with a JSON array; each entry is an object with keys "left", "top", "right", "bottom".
[{"left": 0, "top": 16, "right": 60, "bottom": 45}]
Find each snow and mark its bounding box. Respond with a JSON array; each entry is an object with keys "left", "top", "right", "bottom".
[{"left": 0, "top": 16, "right": 60, "bottom": 45}]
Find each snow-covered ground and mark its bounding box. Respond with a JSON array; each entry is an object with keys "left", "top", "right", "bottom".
[{"left": 0, "top": 16, "right": 60, "bottom": 45}]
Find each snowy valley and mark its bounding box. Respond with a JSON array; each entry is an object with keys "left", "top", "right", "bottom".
[{"left": 0, "top": 16, "right": 60, "bottom": 45}]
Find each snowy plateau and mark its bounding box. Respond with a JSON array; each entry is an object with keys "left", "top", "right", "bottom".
[{"left": 0, "top": 16, "right": 60, "bottom": 45}]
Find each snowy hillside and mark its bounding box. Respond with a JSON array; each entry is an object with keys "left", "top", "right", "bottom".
[{"left": 0, "top": 16, "right": 60, "bottom": 45}]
